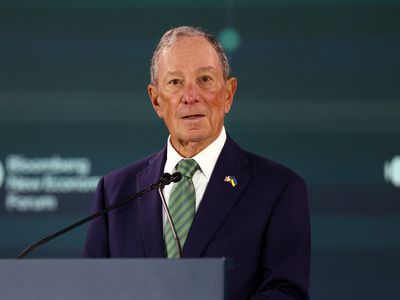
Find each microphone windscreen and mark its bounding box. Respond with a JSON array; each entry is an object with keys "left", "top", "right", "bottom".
[
  {"left": 171, "top": 172, "right": 182, "bottom": 183},
  {"left": 160, "top": 173, "right": 172, "bottom": 182}
]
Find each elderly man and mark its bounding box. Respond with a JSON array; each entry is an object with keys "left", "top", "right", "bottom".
[{"left": 83, "top": 26, "right": 310, "bottom": 300}]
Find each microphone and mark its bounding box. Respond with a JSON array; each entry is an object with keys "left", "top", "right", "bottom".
[
  {"left": 170, "top": 172, "right": 182, "bottom": 183},
  {"left": 17, "top": 172, "right": 181, "bottom": 259},
  {"left": 154, "top": 171, "right": 182, "bottom": 189},
  {"left": 157, "top": 173, "right": 172, "bottom": 188},
  {"left": 157, "top": 171, "right": 183, "bottom": 257}
]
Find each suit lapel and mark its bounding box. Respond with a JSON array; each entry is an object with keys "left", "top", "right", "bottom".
[
  {"left": 183, "top": 137, "right": 251, "bottom": 257},
  {"left": 136, "top": 148, "right": 166, "bottom": 257}
]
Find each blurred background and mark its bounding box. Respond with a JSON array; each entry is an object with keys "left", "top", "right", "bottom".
[{"left": 1, "top": 0, "right": 399, "bottom": 299}]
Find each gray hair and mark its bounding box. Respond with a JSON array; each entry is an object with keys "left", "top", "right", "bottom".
[{"left": 150, "top": 26, "right": 230, "bottom": 85}]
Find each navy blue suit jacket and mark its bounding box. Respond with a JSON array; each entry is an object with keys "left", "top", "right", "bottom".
[{"left": 83, "top": 136, "right": 310, "bottom": 300}]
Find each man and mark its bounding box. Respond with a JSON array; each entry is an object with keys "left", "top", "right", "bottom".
[{"left": 83, "top": 26, "right": 310, "bottom": 300}]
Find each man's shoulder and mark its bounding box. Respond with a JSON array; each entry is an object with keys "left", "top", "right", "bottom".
[
  {"left": 226, "top": 137, "right": 304, "bottom": 185},
  {"left": 246, "top": 150, "right": 304, "bottom": 183},
  {"left": 245, "top": 149, "right": 293, "bottom": 172},
  {"left": 234, "top": 148, "right": 308, "bottom": 203}
]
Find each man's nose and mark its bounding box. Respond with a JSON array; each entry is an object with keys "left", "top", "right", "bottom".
[{"left": 181, "top": 82, "right": 199, "bottom": 104}]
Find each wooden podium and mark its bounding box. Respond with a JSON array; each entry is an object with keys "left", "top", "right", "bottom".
[{"left": 0, "top": 258, "right": 226, "bottom": 300}]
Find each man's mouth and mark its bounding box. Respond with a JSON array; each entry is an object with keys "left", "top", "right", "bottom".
[{"left": 182, "top": 114, "right": 205, "bottom": 120}]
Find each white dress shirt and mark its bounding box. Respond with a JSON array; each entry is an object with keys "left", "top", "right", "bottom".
[{"left": 162, "top": 126, "right": 227, "bottom": 216}]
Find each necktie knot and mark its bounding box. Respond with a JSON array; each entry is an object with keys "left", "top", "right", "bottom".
[{"left": 176, "top": 159, "right": 199, "bottom": 179}]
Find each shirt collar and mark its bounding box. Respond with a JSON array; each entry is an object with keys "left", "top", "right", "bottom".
[{"left": 164, "top": 126, "right": 227, "bottom": 180}]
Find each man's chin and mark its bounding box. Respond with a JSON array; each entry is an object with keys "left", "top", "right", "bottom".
[
  {"left": 174, "top": 130, "right": 213, "bottom": 145},
  {"left": 182, "top": 133, "right": 209, "bottom": 144}
]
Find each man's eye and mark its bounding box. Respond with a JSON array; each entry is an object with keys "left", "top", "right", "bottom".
[
  {"left": 169, "top": 79, "right": 181, "bottom": 85},
  {"left": 200, "top": 76, "right": 211, "bottom": 83}
]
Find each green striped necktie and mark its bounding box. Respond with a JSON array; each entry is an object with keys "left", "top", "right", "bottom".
[{"left": 165, "top": 159, "right": 199, "bottom": 258}]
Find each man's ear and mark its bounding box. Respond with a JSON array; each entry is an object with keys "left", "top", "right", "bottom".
[
  {"left": 147, "top": 84, "right": 163, "bottom": 119},
  {"left": 224, "top": 77, "right": 237, "bottom": 114}
]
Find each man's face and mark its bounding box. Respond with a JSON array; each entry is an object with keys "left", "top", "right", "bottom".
[{"left": 148, "top": 36, "right": 237, "bottom": 156}]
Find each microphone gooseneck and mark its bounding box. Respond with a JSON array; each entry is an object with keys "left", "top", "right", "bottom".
[
  {"left": 158, "top": 171, "right": 183, "bottom": 257},
  {"left": 17, "top": 172, "right": 180, "bottom": 259}
]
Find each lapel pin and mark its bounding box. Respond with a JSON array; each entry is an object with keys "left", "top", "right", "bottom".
[{"left": 224, "top": 176, "right": 238, "bottom": 187}]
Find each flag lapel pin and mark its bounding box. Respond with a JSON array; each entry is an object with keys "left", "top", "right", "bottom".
[{"left": 224, "top": 176, "right": 237, "bottom": 187}]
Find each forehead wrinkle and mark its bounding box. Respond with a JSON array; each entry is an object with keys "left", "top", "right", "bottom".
[
  {"left": 197, "top": 66, "right": 217, "bottom": 72},
  {"left": 166, "top": 71, "right": 183, "bottom": 77},
  {"left": 167, "top": 66, "right": 217, "bottom": 76}
]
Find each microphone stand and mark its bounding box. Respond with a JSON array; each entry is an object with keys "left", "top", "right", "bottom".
[
  {"left": 17, "top": 173, "right": 180, "bottom": 259},
  {"left": 158, "top": 189, "right": 182, "bottom": 257}
]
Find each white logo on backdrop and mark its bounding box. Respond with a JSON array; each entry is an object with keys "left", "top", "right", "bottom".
[
  {"left": 0, "top": 160, "right": 4, "bottom": 188},
  {"left": 384, "top": 156, "right": 400, "bottom": 188},
  {"left": 2, "top": 154, "right": 100, "bottom": 212}
]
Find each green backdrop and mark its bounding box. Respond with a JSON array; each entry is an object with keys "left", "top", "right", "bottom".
[{"left": 1, "top": 1, "right": 400, "bottom": 299}]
